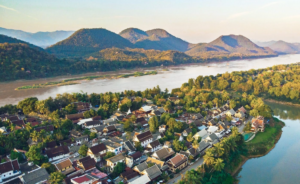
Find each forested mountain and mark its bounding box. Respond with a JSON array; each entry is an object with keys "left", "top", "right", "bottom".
[
  {"left": 0, "top": 27, "right": 73, "bottom": 48},
  {"left": 87, "top": 47, "right": 194, "bottom": 63},
  {"left": 120, "top": 28, "right": 194, "bottom": 52},
  {"left": 0, "top": 43, "right": 69, "bottom": 81},
  {"left": 185, "top": 35, "right": 277, "bottom": 58},
  {"left": 0, "top": 34, "right": 43, "bottom": 51},
  {"left": 46, "top": 28, "right": 134, "bottom": 58},
  {"left": 268, "top": 41, "right": 300, "bottom": 54}
]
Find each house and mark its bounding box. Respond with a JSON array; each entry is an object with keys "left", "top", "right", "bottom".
[
  {"left": 70, "top": 130, "right": 89, "bottom": 145},
  {"left": 141, "top": 164, "right": 162, "bottom": 181},
  {"left": 128, "top": 175, "right": 151, "bottom": 184},
  {"left": 65, "top": 113, "right": 84, "bottom": 122},
  {"left": 106, "top": 154, "right": 126, "bottom": 172},
  {"left": 54, "top": 158, "right": 75, "bottom": 175},
  {"left": 60, "top": 139, "right": 75, "bottom": 147},
  {"left": 193, "top": 129, "right": 209, "bottom": 140},
  {"left": 157, "top": 107, "right": 166, "bottom": 114},
  {"left": 20, "top": 168, "right": 49, "bottom": 184},
  {"left": 146, "top": 157, "right": 169, "bottom": 171},
  {"left": 103, "top": 118, "right": 118, "bottom": 125},
  {"left": 205, "top": 133, "right": 219, "bottom": 145},
  {"left": 34, "top": 125, "right": 54, "bottom": 133},
  {"left": 0, "top": 160, "right": 21, "bottom": 182},
  {"left": 182, "top": 128, "right": 192, "bottom": 137},
  {"left": 207, "top": 119, "right": 217, "bottom": 126},
  {"left": 190, "top": 113, "right": 203, "bottom": 120},
  {"left": 124, "top": 141, "right": 136, "bottom": 154},
  {"left": 71, "top": 174, "right": 98, "bottom": 184},
  {"left": 139, "top": 106, "right": 153, "bottom": 112},
  {"left": 73, "top": 102, "right": 92, "bottom": 112},
  {"left": 103, "top": 140, "right": 123, "bottom": 155},
  {"left": 167, "top": 153, "right": 188, "bottom": 173},
  {"left": 151, "top": 148, "right": 175, "bottom": 161},
  {"left": 0, "top": 127, "right": 7, "bottom": 134},
  {"left": 87, "top": 143, "right": 107, "bottom": 162},
  {"left": 163, "top": 141, "right": 172, "bottom": 148},
  {"left": 103, "top": 125, "right": 117, "bottom": 135},
  {"left": 145, "top": 140, "right": 162, "bottom": 153},
  {"left": 76, "top": 156, "right": 96, "bottom": 171},
  {"left": 83, "top": 120, "right": 102, "bottom": 129},
  {"left": 120, "top": 168, "right": 139, "bottom": 183},
  {"left": 186, "top": 148, "right": 200, "bottom": 158},
  {"left": 218, "top": 121, "right": 231, "bottom": 130},
  {"left": 251, "top": 116, "right": 265, "bottom": 132},
  {"left": 207, "top": 126, "right": 218, "bottom": 134},
  {"left": 235, "top": 111, "right": 245, "bottom": 119},
  {"left": 6, "top": 115, "right": 19, "bottom": 122},
  {"left": 26, "top": 117, "right": 40, "bottom": 127},
  {"left": 11, "top": 120, "right": 25, "bottom": 128},
  {"left": 125, "top": 151, "right": 143, "bottom": 167},
  {"left": 133, "top": 162, "right": 148, "bottom": 174},
  {"left": 226, "top": 109, "right": 236, "bottom": 117},
  {"left": 46, "top": 145, "right": 70, "bottom": 162},
  {"left": 148, "top": 110, "right": 161, "bottom": 117},
  {"left": 238, "top": 106, "right": 247, "bottom": 114},
  {"left": 198, "top": 141, "right": 211, "bottom": 155},
  {"left": 90, "top": 125, "right": 106, "bottom": 136},
  {"left": 159, "top": 125, "right": 167, "bottom": 133},
  {"left": 133, "top": 131, "right": 153, "bottom": 148},
  {"left": 46, "top": 140, "right": 57, "bottom": 149},
  {"left": 174, "top": 132, "right": 183, "bottom": 141}
]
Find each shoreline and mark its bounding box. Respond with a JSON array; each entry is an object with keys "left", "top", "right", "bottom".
[
  {"left": 263, "top": 98, "right": 300, "bottom": 107},
  {"left": 1, "top": 54, "right": 279, "bottom": 84}
]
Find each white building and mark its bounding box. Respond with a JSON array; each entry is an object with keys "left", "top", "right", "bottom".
[{"left": 0, "top": 160, "right": 21, "bottom": 182}]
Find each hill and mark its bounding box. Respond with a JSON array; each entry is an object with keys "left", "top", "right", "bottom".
[
  {"left": 185, "top": 35, "right": 277, "bottom": 59},
  {"left": 120, "top": 28, "right": 193, "bottom": 52},
  {"left": 0, "top": 34, "right": 43, "bottom": 51},
  {"left": 46, "top": 28, "right": 134, "bottom": 58},
  {"left": 0, "top": 43, "right": 69, "bottom": 81},
  {"left": 86, "top": 47, "right": 195, "bottom": 64},
  {"left": 0, "top": 27, "right": 73, "bottom": 47},
  {"left": 268, "top": 41, "right": 300, "bottom": 54},
  {"left": 255, "top": 41, "right": 277, "bottom": 47}
]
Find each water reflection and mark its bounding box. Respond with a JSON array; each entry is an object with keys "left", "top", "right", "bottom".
[{"left": 238, "top": 101, "right": 300, "bottom": 184}]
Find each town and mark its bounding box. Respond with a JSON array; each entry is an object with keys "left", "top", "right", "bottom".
[{"left": 0, "top": 85, "right": 269, "bottom": 184}]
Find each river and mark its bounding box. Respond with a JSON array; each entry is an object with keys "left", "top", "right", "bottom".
[
  {"left": 0, "top": 54, "right": 300, "bottom": 107},
  {"left": 238, "top": 101, "right": 300, "bottom": 184}
]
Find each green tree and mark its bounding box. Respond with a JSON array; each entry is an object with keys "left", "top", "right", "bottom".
[
  {"left": 149, "top": 116, "right": 159, "bottom": 133},
  {"left": 104, "top": 152, "right": 115, "bottom": 159},
  {"left": 134, "top": 142, "right": 143, "bottom": 152},
  {"left": 25, "top": 145, "right": 47, "bottom": 165},
  {"left": 213, "top": 158, "right": 225, "bottom": 172},
  {"left": 78, "top": 144, "right": 88, "bottom": 157},
  {"left": 17, "top": 97, "right": 38, "bottom": 115},
  {"left": 49, "top": 172, "right": 65, "bottom": 184},
  {"left": 10, "top": 151, "right": 25, "bottom": 162},
  {"left": 41, "top": 162, "right": 56, "bottom": 174},
  {"left": 90, "top": 132, "right": 97, "bottom": 139},
  {"left": 112, "top": 162, "right": 126, "bottom": 178}
]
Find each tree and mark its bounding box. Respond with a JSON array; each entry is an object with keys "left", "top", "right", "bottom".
[
  {"left": 192, "top": 139, "right": 199, "bottom": 149},
  {"left": 250, "top": 109, "right": 259, "bottom": 117},
  {"left": 214, "top": 143, "right": 224, "bottom": 157},
  {"left": 10, "top": 151, "right": 25, "bottom": 162},
  {"left": 179, "top": 169, "right": 202, "bottom": 184},
  {"left": 104, "top": 152, "right": 115, "bottom": 159},
  {"left": 112, "top": 162, "right": 126, "bottom": 178},
  {"left": 203, "top": 150, "right": 215, "bottom": 167},
  {"left": 30, "top": 131, "right": 40, "bottom": 142},
  {"left": 25, "top": 145, "right": 47, "bottom": 165},
  {"left": 134, "top": 142, "right": 143, "bottom": 152},
  {"left": 213, "top": 158, "right": 225, "bottom": 172},
  {"left": 187, "top": 133, "right": 194, "bottom": 142},
  {"left": 90, "top": 132, "right": 97, "bottom": 139},
  {"left": 125, "top": 131, "right": 132, "bottom": 140},
  {"left": 78, "top": 144, "right": 88, "bottom": 157},
  {"left": 17, "top": 97, "right": 38, "bottom": 115},
  {"left": 41, "top": 162, "right": 56, "bottom": 174},
  {"left": 49, "top": 171, "right": 65, "bottom": 184},
  {"left": 149, "top": 116, "right": 159, "bottom": 133}
]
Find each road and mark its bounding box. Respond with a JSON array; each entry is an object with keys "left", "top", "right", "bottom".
[{"left": 167, "top": 157, "right": 204, "bottom": 184}]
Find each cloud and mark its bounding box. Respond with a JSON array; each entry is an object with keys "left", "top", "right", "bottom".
[{"left": 0, "top": 4, "right": 18, "bottom": 12}]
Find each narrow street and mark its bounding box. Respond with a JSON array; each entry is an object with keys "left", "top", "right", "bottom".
[{"left": 167, "top": 157, "right": 204, "bottom": 184}]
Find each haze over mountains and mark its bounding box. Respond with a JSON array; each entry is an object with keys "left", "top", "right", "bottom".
[
  {"left": 0, "top": 27, "right": 74, "bottom": 48},
  {"left": 256, "top": 40, "right": 300, "bottom": 54}
]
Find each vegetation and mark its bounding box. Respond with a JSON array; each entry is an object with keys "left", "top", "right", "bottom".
[
  {"left": 49, "top": 171, "right": 66, "bottom": 184},
  {"left": 78, "top": 144, "right": 88, "bottom": 157}
]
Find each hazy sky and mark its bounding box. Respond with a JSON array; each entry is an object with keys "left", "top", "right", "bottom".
[{"left": 1, "top": 0, "right": 300, "bottom": 43}]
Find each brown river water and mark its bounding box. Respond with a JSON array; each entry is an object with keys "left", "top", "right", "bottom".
[{"left": 0, "top": 54, "right": 300, "bottom": 107}]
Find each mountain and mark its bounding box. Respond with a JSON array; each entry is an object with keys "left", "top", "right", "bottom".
[
  {"left": 0, "top": 34, "right": 43, "bottom": 51},
  {"left": 0, "top": 43, "right": 69, "bottom": 81},
  {"left": 119, "top": 28, "right": 148, "bottom": 43},
  {"left": 46, "top": 28, "right": 134, "bottom": 58},
  {"left": 268, "top": 41, "right": 300, "bottom": 54},
  {"left": 120, "top": 28, "right": 193, "bottom": 52},
  {"left": 0, "top": 27, "right": 74, "bottom": 48},
  {"left": 87, "top": 47, "right": 194, "bottom": 63},
  {"left": 185, "top": 35, "right": 277, "bottom": 58}
]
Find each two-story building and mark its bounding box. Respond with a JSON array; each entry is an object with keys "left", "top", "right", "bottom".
[
  {"left": 106, "top": 154, "right": 126, "bottom": 172},
  {"left": 46, "top": 145, "right": 70, "bottom": 162},
  {"left": 53, "top": 158, "right": 75, "bottom": 176},
  {"left": 87, "top": 143, "right": 107, "bottom": 162},
  {"left": 145, "top": 140, "right": 162, "bottom": 153},
  {"left": 0, "top": 160, "right": 21, "bottom": 182},
  {"left": 133, "top": 131, "right": 153, "bottom": 148},
  {"left": 83, "top": 120, "right": 102, "bottom": 129},
  {"left": 167, "top": 153, "right": 188, "bottom": 173},
  {"left": 103, "top": 140, "right": 123, "bottom": 155},
  {"left": 76, "top": 156, "right": 96, "bottom": 171}
]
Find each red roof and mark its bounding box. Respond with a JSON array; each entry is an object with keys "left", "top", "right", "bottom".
[{"left": 73, "top": 175, "right": 91, "bottom": 183}]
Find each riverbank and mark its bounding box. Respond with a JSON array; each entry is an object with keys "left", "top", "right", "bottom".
[
  {"left": 264, "top": 98, "right": 300, "bottom": 107},
  {"left": 15, "top": 71, "right": 158, "bottom": 90},
  {"left": 231, "top": 117, "right": 285, "bottom": 177}
]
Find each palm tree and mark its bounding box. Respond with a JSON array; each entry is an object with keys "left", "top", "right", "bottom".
[
  {"left": 0, "top": 133, "right": 6, "bottom": 147},
  {"left": 214, "top": 158, "right": 225, "bottom": 172},
  {"left": 203, "top": 151, "right": 215, "bottom": 167},
  {"left": 181, "top": 169, "right": 202, "bottom": 184},
  {"left": 214, "top": 143, "right": 225, "bottom": 157},
  {"left": 231, "top": 127, "right": 239, "bottom": 137},
  {"left": 229, "top": 136, "right": 237, "bottom": 152},
  {"left": 221, "top": 138, "right": 231, "bottom": 155}
]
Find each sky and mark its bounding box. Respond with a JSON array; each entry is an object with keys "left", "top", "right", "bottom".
[{"left": 0, "top": 0, "right": 300, "bottom": 43}]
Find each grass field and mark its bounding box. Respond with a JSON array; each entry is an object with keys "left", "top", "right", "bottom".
[{"left": 248, "top": 126, "right": 278, "bottom": 144}]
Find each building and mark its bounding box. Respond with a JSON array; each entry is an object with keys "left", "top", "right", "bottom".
[
  {"left": 70, "top": 130, "right": 89, "bottom": 145},
  {"left": 34, "top": 125, "right": 54, "bottom": 134},
  {"left": 20, "top": 168, "right": 49, "bottom": 184},
  {"left": 124, "top": 141, "right": 136, "bottom": 154},
  {"left": 125, "top": 151, "right": 143, "bottom": 167},
  {"left": 120, "top": 168, "right": 139, "bottom": 182},
  {"left": 106, "top": 154, "right": 126, "bottom": 172},
  {"left": 251, "top": 116, "right": 265, "bottom": 132},
  {"left": 54, "top": 158, "right": 75, "bottom": 175},
  {"left": 167, "top": 153, "right": 188, "bottom": 173},
  {"left": 141, "top": 164, "right": 162, "bottom": 181},
  {"left": 71, "top": 174, "right": 98, "bottom": 184},
  {"left": 205, "top": 133, "right": 219, "bottom": 145},
  {"left": 65, "top": 113, "right": 84, "bottom": 122},
  {"left": 182, "top": 128, "right": 192, "bottom": 137},
  {"left": 151, "top": 148, "right": 175, "bottom": 161},
  {"left": 46, "top": 145, "right": 70, "bottom": 162},
  {"left": 90, "top": 125, "right": 106, "bottom": 136},
  {"left": 193, "top": 129, "right": 209, "bottom": 140},
  {"left": 128, "top": 175, "right": 150, "bottom": 184},
  {"left": 76, "top": 156, "right": 96, "bottom": 171},
  {"left": 226, "top": 109, "right": 236, "bottom": 117},
  {"left": 103, "top": 140, "right": 123, "bottom": 155},
  {"left": 146, "top": 157, "right": 169, "bottom": 171},
  {"left": 133, "top": 131, "right": 153, "bottom": 148},
  {"left": 133, "top": 162, "right": 148, "bottom": 174},
  {"left": 145, "top": 140, "right": 162, "bottom": 153},
  {"left": 198, "top": 141, "right": 211, "bottom": 155},
  {"left": 0, "top": 160, "right": 21, "bottom": 182},
  {"left": 87, "top": 143, "right": 107, "bottom": 162},
  {"left": 83, "top": 120, "right": 102, "bottom": 129},
  {"left": 103, "top": 125, "right": 117, "bottom": 136}
]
